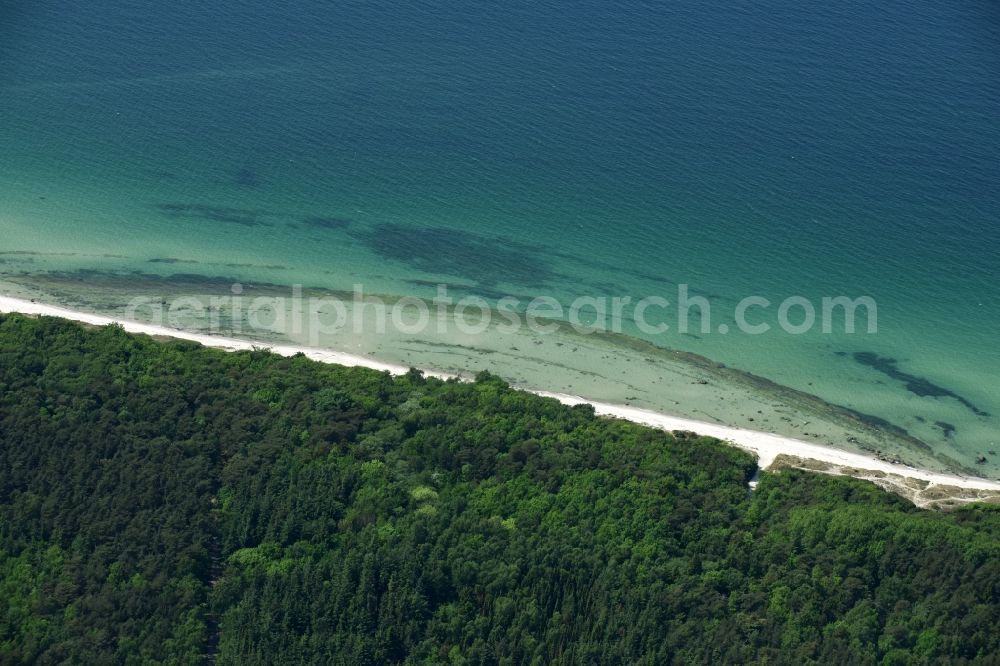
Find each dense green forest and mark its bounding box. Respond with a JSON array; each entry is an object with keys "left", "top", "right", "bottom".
[{"left": 1, "top": 313, "right": 999, "bottom": 665}]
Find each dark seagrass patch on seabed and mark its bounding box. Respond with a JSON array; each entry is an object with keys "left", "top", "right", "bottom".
[
  {"left": 224, "top": 263, "right": 289, "bottom": 270},
  {"left": 852, "top": 352, "right": 989, "bottom": 417},
  {"left": 234, "top": 168, "right": 259, "bottom": 187},
  {"left": 24, "top": 268, "right": 282, "bottom": 293},
  {"left": 354, "top": 223, "right": 556, "bottom": 289},
  {"left": 935, "top": 421, "right": 956, "bottom": 438}
]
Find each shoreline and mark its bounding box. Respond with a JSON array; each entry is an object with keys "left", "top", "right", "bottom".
[
  {"left": 3, "top": 293, "right": 1000, "bottom": 498},
  {"left": 2, "top": 270, "right": 987, "bottom": 477}
]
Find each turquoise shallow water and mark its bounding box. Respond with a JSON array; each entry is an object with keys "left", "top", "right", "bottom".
[{"left": 1, "top": 0, "right": 999, "bottom": 467}]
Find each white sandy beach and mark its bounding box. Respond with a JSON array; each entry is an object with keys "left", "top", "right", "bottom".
[{"left": 3, "top": 293, "right": 1000, "bottom": 496}]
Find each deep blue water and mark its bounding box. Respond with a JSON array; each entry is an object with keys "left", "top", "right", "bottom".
[{"left": 2, "top": 0, "right": 999, "bottom": 465}]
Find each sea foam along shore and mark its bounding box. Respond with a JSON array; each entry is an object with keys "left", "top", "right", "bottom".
[{"left": 3, "top": 293, "right": 1000, "bottom": 495}]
